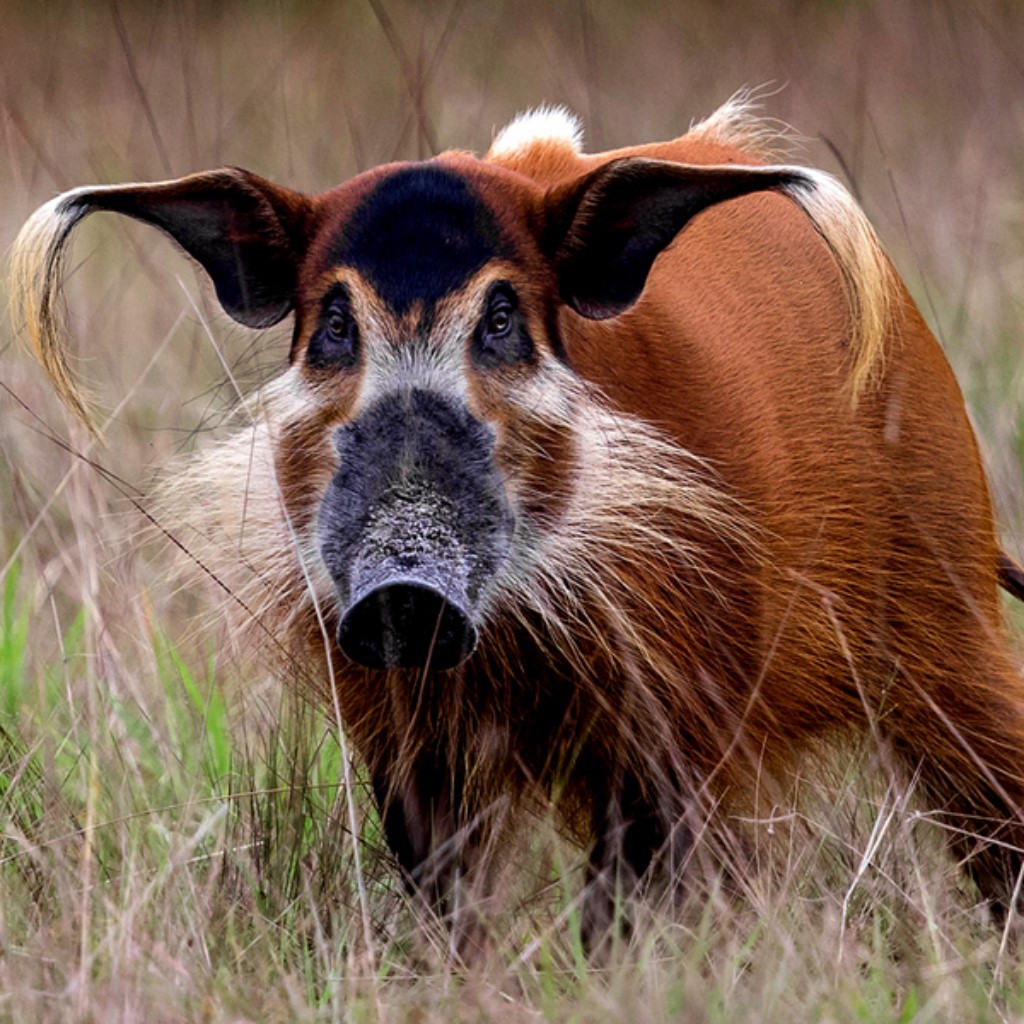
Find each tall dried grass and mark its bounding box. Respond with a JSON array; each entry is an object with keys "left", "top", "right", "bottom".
[{"left": 2, "top": 2, "right": 1024, "bottom": 1020}]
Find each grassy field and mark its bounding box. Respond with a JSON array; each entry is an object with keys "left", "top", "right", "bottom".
[{"left": 3, "top": 1, "right": 1024, "bottom": 1020}]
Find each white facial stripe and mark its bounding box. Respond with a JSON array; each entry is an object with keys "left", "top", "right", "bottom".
[
  {"left": 364, "top": 339, "right": 469, "bottom": 407},
  {"left": 502, "top": 360, "right": 579, "bottom": 423},
  {"left": 347, "top": 263, "right": 554, "bottom": 410}
]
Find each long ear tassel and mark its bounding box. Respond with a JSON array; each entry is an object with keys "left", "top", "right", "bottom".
[
  {"left": 545, "top": 156, "right": 895, "bottom": 404},
  {"left": 779, "top": 168, "right": 897, "bottom": 400},
  {"left": 9, "top": 170, "right": 308, "bottom": 437},
  {"left": 9, "top": 187, "right": 104, "bottom": 434}
]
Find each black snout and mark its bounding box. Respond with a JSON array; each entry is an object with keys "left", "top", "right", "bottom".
[
  {"left": 338, "top": 581, "right": 477, "bottom": 670},
  {"left": 319, "top": 389, "right": 514, "bottom": 673}
]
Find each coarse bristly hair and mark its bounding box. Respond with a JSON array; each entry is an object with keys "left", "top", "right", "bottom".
[
  {"left": 687, "top": 85, "right": 802, "bottom": 162},
  {"left": 6, "top": 96, "right": 892, "bottom": 807},
  {"left": 9, "top": 94, "right": 901, "bottom": 855},
  {"left": 15, "top": 90, "right": 1024, "bottom": 935},
  {"left": 158, "top": 359, "right": 757, "bottom": 773}
]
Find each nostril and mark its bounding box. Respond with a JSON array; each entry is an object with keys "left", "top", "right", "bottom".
[{"left": 338, "top": 582, "right": 478, "bottom": 670}]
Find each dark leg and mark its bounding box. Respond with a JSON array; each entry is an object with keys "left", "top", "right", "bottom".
[
  {"left": 371, "top": 752, "right": 459, "bottom": 914},
  {"left": 885, "top": 654, "right": 1024, "bottom": 914},
  {"left": 581, "top": 772, "right": 693, "bottom": 951},
  {"left": 371, "top": 752, "right": 502, "bottom": 959}
]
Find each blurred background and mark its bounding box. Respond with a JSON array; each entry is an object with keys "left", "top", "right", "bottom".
[
  {"left": 2, "top": 3, "right": 1024, "bottom": 1015},
  {"left": 2, "top": 0, "right": 1024, "bottom": 658}
]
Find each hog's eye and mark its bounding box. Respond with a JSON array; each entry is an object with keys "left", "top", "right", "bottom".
[
  {"left": 474, "top": 282, "right": 534, "bottom": 369},
  {"left": 307, "top": 288, "right": 360, "bottom": 370},
  {"left": 486, "top": 301, "right": 512, "bottom": 338},
  {"left": 327, "top": 310, "right": 348, "bottom": 339}
]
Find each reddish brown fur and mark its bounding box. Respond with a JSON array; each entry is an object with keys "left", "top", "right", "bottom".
[
  {"left": 486, "top": 130, "right": 1024, "bottom": 912},
  {"left": 12, "top": 108, "right": 1024, "bottom": 948},
  {"left": 271, "top": 133, "right": 1024, "bottom": 932}
]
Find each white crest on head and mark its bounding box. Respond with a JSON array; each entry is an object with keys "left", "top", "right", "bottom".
[{"left": 489, "top": 105, "right": 585, "bottom": 158}]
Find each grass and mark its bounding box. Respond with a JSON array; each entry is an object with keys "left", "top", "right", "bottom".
[
  {"left": 3, "top": 0, "right": 1024, "bottom": 1020},
  {"left": 2, "top": 573, "right": 1024, "bottom": 1022}
]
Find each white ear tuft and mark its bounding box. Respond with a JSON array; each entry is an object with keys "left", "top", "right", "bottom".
[
  {"left": 489, "top": 105, "right": 585, "bottom": 158},
  {"left": 687, "top": 85, "right": 800, "bottom": 161}
]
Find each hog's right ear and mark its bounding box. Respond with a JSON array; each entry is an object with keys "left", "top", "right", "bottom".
[{"left": 9, "top": 168, "right": 310, "bottom": 430}]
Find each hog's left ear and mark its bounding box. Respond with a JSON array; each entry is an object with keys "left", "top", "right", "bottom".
[
  {"left": 541, "top": 158, "right": 811, "bottom": 320},
  {"left": 10, "top": 168, "right": 310, "bottom": 428}
]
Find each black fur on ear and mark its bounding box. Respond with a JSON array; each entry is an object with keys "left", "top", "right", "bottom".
[
  {"left": 69, "top": 168, "right": 310, "bottom": 328},
  {"left": 10, "top": 167, "right": 311, "bottom": 428},
  {"left": 540, "top": 157, "right": 810, "bottom": 320}
]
